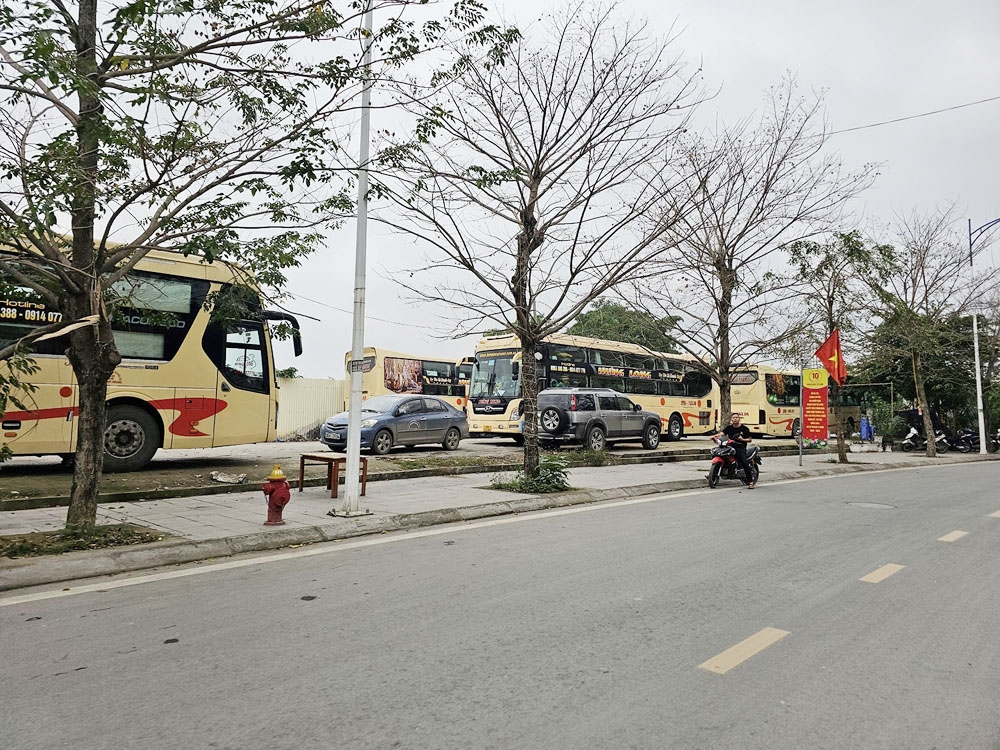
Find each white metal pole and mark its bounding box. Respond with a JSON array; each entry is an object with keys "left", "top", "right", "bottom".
[
  {"left": 337, "top": 3, "right": 375, "bottom": 516},
  {"left": 973, "top": 312, "right": 987, "bottom": 454},
  {"left": 798, "top": 364, "right": 804, "bottom": 467}
]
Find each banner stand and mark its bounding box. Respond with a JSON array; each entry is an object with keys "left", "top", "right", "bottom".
[{"left": 799, "top": 366, "right": 804, "bottom": 467}]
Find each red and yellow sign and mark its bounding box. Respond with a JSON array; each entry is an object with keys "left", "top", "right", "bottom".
[{"left": 801, "top": 368, "right": 829, "bottom": 441}]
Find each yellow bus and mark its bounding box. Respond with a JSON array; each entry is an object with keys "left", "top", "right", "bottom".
[
  {"left": 730, "top": 365, "right": 861, "bottom": 437},
  {"left": 0, "top": 249, "right": 301, "bottom": 471},
  {"left": 347, "top": 347, "right": 471, "bottom": 412},
  {"left": 468, "top": 333, "right": 719, "bottom": 442}
]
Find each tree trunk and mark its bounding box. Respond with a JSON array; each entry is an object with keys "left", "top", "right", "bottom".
[
  {"left": 831, "top": 383, "right": 848, "bottom": 463},
  {"left": 912, "top": 351, "right": 936, "bottom": 458},
  {"left": 63, "top": 292, "right": 120, "bottom": 528},
  {"left": 719, "top": 375, "right": 731, "bottom": 426},
  {"left": 62, "top": 0, "right": 119, "bottom": 529},
  {"left": 520, "top": 339, "right": 539, "bottom": 478}
]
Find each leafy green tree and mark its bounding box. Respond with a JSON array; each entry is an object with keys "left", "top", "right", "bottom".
[
  {"left": 0, "top": 0, "right": 508, "bottom": 526},
  {"left": 787, "top": 231, "right": 894, "bottom": 462},
  {"left": 567, "top": 300, "right": 679, "bottom": 353}
]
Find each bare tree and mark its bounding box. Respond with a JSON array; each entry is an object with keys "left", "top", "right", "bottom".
[
  {"left": 863, "top": 207, "right": 1000, "bottom": 456},
  {"left": 624, "top": 76, "right": 878, "bottom": 420},
  {"left": 376, "top": 2, "right": 707, "bottom": 475},
  {"left": 0, "top": 0, "right": 508, "bottom": 526}
]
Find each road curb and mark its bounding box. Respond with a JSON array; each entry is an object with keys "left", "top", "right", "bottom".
[
  {"left": 0, "top": 455, "right": 973, "bottom": 593},
  {"left": 0, "top": 446, "right": 820, "bottom": 511}
]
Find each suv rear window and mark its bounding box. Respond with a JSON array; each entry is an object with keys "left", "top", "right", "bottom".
[{"left": 538, "top": 393, "right": 571, "bottom": 409}]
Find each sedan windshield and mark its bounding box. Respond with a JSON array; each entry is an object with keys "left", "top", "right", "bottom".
[
  {"left": 359, "top": 395, "right": 404, "bottom": 414},
  {"left": 470, "top": 352, "right": 520, "bottom": 400}
]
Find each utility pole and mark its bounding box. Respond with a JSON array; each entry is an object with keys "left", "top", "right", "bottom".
[
  {"left": 969, "top": 218, "right": 999, "bottom": 456},
  {"left": 333, "top": 2, "right": 375, "bottom": 516}
]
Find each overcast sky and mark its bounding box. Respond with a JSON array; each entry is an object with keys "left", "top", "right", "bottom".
[{"left": 278, "top": 0, "right": 1000, "bottom": 378}]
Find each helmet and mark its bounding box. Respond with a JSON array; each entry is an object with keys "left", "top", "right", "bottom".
[{"left": 267, "top": 465, "right": 286, "bottom": 481}]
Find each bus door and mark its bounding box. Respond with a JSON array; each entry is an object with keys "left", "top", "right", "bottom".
[
  {"left": 2, "top": 356, "right": 77, "bottom": 454},
  {"left": 208, "top": 321, "right": 274, "bottom": 446}
]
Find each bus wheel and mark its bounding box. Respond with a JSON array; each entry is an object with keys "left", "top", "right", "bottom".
[
  {"left": 371, "top": 429, "right": 393, "bottom": 455},
  {"left": 792, "top": 418, "right": 801, "bottom": 438},
  {"left": 665, "top": 414, "right": 683, "bottom": 441},
  {"left": 103, "top": 405, "right": 161, "bottom": 473}
]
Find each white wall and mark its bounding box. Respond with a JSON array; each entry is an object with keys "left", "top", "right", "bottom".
[{"left": 276, "top": 377, "right": 346, "bottom": 439}]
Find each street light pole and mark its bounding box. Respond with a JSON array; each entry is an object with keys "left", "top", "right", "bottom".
[
  {"left": 334, "top": 2, "right": 375, "bottom": 516},
  {"left": 968, "top": 217, "right": 1000, "bottom": 456}
]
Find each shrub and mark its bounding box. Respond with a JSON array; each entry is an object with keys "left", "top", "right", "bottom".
[{"left": 490, "top": 455, "right": 571, "bottom": 493}]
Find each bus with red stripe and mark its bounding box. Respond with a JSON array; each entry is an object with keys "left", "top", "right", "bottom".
[{"left": 0, "top": 250, "right": 301, "bottom": 471}]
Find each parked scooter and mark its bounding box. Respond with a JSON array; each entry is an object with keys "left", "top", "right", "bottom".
[
  {"left": 707, "top": 436, "right": 762, "bottom": 488},
  {"left": 944, "top": 427, "right": 979, "bottom": 453},
  {"left": 900, "top": 426, "right": 950, "bottom": 453}
]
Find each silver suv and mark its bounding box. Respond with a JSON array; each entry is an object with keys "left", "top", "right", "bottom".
[{"left": 536, "top": 388, "right": 662, "bottom": 451}]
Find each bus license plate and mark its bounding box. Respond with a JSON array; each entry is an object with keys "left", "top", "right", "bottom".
[{"left": 483, "top": 425, "right": 492, "bottom": 432}]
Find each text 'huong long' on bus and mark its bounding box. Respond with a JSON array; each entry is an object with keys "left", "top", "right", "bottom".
[
  {"left": 0, "top": 249, "right": 301, "bottom": 471},
  {"left": 467, "top": 333, "right": 718, "bottom": 442}
]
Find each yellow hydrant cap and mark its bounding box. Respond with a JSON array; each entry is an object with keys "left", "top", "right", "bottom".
[{"left": 267, "top": 465, "right": 286, "bottom": 481}]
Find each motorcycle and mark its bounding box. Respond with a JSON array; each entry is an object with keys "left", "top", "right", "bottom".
[
  {"left": 900, "top": 426, "right": 950, "bottom": 453},
  {"left": 707, "top": 436, "right": 762, "bottom": 488},
  {"left": 944, "top": 427, "right": 979, "bottom": 453}
]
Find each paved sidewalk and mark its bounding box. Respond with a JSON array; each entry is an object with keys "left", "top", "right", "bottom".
[{"left": 1, "top": 450, "right": 993, "bottom": 592}]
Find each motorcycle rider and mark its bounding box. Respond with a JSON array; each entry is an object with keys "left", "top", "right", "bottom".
[{"left": 719, "top": 412, "right": 755, "bottom": 489}]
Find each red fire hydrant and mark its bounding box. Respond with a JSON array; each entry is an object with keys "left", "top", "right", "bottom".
[{"left": 262, "top": 465, "right": 291, "bottom": 526}]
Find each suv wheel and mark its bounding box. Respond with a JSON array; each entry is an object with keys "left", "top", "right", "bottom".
[
  {"left": 540, "top": 406, "right": 568, "bottom": 434},
  {"left": 587, "top": 425, "right": 607, "bottom": 451},
  {"left": 641, "top": 422, "right": 661, "bottom": 450}
]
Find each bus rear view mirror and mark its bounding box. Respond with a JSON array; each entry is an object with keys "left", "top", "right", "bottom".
[{"left": 511, "top": 361, "right": 520, "bottom": 381}]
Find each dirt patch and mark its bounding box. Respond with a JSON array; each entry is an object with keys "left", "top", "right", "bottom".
[{"left": 1, "top": 523, "right": 166, "bottom": 558}]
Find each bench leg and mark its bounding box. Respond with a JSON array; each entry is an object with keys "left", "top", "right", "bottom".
[{"left": 331, "top": 460, "right": 341, "bottom": 499}]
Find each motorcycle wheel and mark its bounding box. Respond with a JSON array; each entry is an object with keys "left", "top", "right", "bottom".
[
  {"left": 708, "top": 463, "right": 721, "bottom": 488},
  {"left": 901, "top": 442, "right": 914, "bottom": 452},
  {"left": 937, "top": 440, "right": 949, "bottom": 454}
]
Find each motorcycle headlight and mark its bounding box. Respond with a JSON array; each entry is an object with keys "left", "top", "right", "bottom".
[{"left": 360, "top": 418, "right": 378, "bottom": 428}]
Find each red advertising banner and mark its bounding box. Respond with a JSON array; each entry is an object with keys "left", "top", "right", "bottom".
[{"left": 801, "top": 368, "right": 829, "bottom": 441}]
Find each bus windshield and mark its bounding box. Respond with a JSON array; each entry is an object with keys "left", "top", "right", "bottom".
[{"left": 470, "top": 352, "right": 520, "bottom": 400}]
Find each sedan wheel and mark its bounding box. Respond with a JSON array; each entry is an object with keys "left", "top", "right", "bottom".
[
  {"left": 442, "top": 427, "right": 461, "bottom": 451},
  {"left": 371, "top": 429, "right": 393, "bottom": 455}
]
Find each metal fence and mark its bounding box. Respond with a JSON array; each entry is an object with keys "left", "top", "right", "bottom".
[{"left": 276, "top": 377, "right": 346, "bottom": 440}]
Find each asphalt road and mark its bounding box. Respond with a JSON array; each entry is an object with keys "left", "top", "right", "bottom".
[{"left": 3, "top": 462, "right": 999, "bottom": 749}]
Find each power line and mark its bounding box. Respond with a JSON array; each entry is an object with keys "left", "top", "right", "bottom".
[
  {"left": 829, "top": 94, "right": 1000, "bottom": 136},
  {"left": 287, "top": 290, "right": 429, "bottom": 329}
]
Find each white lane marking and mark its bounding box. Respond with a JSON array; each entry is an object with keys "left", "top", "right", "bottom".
[
  {"left": 938, "top": 530, "right": 969, "bottom": 543},
  {"left": 698, "top": 627, "right": 790, "bottom": 675},
  {"left": 989, "top": 511, "right": 1000, "bottom": 518},
  {"left": 2, "top": 460, "right": 991, "bottom": 607},
  {"left": 859, "top": 563, "right": 905, "bottom": 583}
]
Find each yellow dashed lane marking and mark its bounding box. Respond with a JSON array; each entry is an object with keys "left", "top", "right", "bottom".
[
  {"left": 859, "top": 563, "right": 905, "bottom": 583},
  {"left": 938, "top": 530, "right": 968, "bottom": 542},
  {"left": 698, "top": 627, "right": 790, "bottom": 675}
]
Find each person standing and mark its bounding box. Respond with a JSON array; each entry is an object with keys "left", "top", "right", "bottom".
[{"left": 720, "top": 412, "right": 756, "bottom": 489}]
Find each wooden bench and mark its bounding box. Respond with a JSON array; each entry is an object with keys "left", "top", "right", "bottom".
[{"left": 298, "top": 453, "right": 368, "bottom": 499}]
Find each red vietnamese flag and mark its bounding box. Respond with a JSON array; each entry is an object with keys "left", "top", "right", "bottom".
[{"left": 816, "top": 329, "right": 847, "bottom": 386}]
